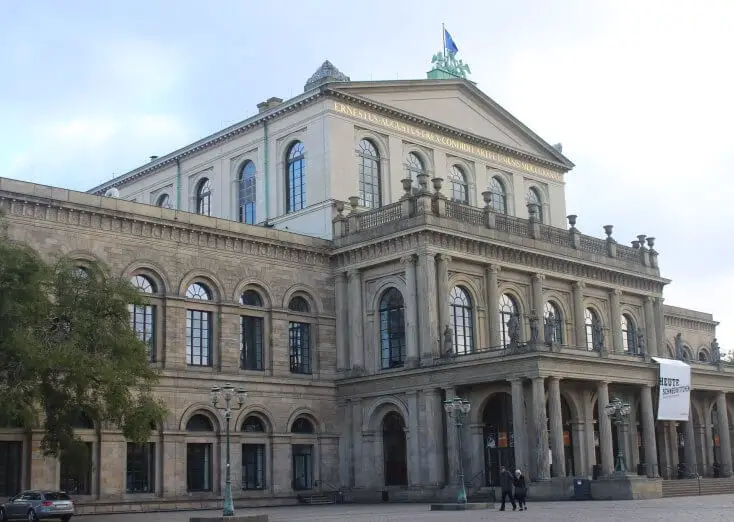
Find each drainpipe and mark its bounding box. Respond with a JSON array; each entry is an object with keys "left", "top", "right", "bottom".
[
  {"left": 175, "top": 158, "right": 182, "bottom": 210},
  {"left": 263, "top": 119, "right": 272, "bottom": 227}
]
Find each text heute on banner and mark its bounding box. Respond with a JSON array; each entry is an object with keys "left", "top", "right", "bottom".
[{"left": 652, "top": 357, "right": 692, "bottom": 422}]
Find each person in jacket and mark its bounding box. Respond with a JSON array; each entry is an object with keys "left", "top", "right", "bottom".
[
  {"left": 513, "top": 469, "right": 527, "bottom": 511},
  {"left": 498, "top": 466, "right": 517, "bottom": 511}
]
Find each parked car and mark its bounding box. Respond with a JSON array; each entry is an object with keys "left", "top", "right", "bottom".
[{"left": 0, "top": 491, "right": 74, "bottom": 521}]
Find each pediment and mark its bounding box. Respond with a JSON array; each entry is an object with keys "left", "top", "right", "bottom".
[{"left": 331, "top": 80, "right": 571, "bottom": 169}]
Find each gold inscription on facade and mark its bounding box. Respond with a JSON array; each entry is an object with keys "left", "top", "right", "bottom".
[{"left": 333, "top": 101, "right": 564, "bottom": 182}]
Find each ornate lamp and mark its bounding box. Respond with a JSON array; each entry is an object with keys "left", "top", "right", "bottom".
[
  {"left": 604, "top": 397, "right": 631, "bottom": 473},
  {"left": 211, "top": 383, "right": 247, "bottom": 516},
  {"left": 444, "top": 397, "right": 471, "bottom": 503}
]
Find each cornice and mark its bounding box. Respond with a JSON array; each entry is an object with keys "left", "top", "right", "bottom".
[
  {"left": 331, "top": 229, "right": 668, "bottom": 295},
  {"left": 0, "top": 195, "right": 331, "bottom": 268},
  {"left": 324, "top": 88, "right": 570, "bottom": 173}
]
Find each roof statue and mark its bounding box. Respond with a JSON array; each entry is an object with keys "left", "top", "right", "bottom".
[
  {"left": 304, "top": 60, "right": 351, "bottom": 92},
  {"left": 427, "top": 26, "right": 472, "bottom": 80}
]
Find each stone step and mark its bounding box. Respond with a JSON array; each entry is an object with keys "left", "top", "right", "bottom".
[
  {"left": 302, "top": 495, "right": 336, "bottom": 505},
  {"left": 662, "top": 479, "right": 734, "bottom": 498}
]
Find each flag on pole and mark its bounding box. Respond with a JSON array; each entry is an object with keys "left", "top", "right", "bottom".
[{"left": 444, "top": 28, "right": 459, "bottom": 55}]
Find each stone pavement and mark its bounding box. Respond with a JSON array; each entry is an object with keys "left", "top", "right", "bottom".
[{"left": 78, "top": 495, "right": 734, "bottom": 521}]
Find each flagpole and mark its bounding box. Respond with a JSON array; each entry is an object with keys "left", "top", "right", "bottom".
[{"left": 442, "top": 23, "right": 446, "bottom": 59}]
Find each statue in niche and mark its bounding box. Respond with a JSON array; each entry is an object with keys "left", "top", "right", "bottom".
[
  {"left": 507, "top": 312, "right": 521, "bottom": 346},
  {"left": 592, "top": 317, "right": 605, "bottom": 351},
  {"left": 636, "top": 328, "right": 646, "bottom": 354},
  {"left": 443, "top": 324, "right": 454, "bottom": 356},
  {"left": 544, "top": 311, "right": 556, "bottom": 345},
  {"left": 674, "top": 333, "right": 684, "bottom": 361},
  {"left": 711, "top": 338, "right": 721, "bottom": 364},
  {"left": 528, "top": 310, "right": 539, "bottom": 345}
]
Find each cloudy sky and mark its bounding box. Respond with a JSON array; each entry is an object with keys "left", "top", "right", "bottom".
[{"left": 2, "top": 1, "right": 732, "bottom": 352}]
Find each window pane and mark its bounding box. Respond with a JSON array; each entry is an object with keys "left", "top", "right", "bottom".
[
  {"left": 289, "top": 322, "right": 311, "bottom": 374},
  {"left": 126, "top": 443, "right": 155, "bottom": 493},
  {"left": 241, "top": 316, "right": 264, "bottom": 371},
  {"left": 187, "top": 310, "right": 212, "bottom": 366}
]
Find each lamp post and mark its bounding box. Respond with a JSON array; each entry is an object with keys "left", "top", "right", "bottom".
[
  {"left": 444, "top": 397, "right": 471, "bottom": 504},
  {"left": 211, "top": 383, "right": 247, "bottom": 517},
  {"left": 604, "top": 396, "right": 631, "bottom": 473}
]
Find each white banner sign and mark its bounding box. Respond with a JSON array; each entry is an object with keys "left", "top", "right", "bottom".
[{"left": 651, "top": 357, "right": 691, "bottom": 421}]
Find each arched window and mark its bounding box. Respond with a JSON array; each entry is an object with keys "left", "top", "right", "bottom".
[
  {"left": 130, "top": 275, "right": 156, "bottom": 362},
  {"left": 450, "top": 286, "right": 474, "bottom": 355},
  {"left": 239, "top": 161, "right": 256, "bottom": 224},
  {"left": 286, "top": 141, "right": 305, "bottom": 213},
  {"left": 196, "top": 178, "right": 212, "bottom": 216},
  {"left": 379, "top": 288, "right": 406, "bottom": 369},
  {"left": 699, "top": 349, "right": 709, "bottom": 362},
  {"left": 185, "top": 283, "right": 212, "bottom": 367},
  {"left": 526, "top": 187, "right": 543, "bottom": 223},
  {"left": 543, "top": 301, "right": 563, "bottom": 345},
  {"left": 156, "top": 193, "right": 172, "bottom": 209},
  {"left": 186, "top": 414, "right": 214, "bottom": 432},
  {"left": 291, "top": 417, "right": 315, "bottom": 434},
  {"left": 358, "top": 139, "right": 381, "bottom": 208},
  {"left": 186, "top": 414, "right": 214, "bottom": 493},
  {"left": 406, "top": 152, "right": 425, "bottom": 188},
  {"left": 621, "top": 314, "right": 636, "bottom": 353},
  {"left": 241, "top": 414, "right": 266, "bottom": 490},
  {"left": 289, "top": 296, "right": 310, "bottom": 313},
  {"left": 584, "top": 308, "right": 600, "bottom": 351},
  {"left": 240, "top": 290, "right": 264, "bottom": 371},
  {"left": 242, "top": 416, "right": 266, "bottom": 432},
  {"left": 240, "top": 290, "right": 263, "bottom": 307},
  {"left": 288, "top": 296, "right": 312, "bottom": 374},
  {"left": 488, "top": 176, "right": 507, "bottom": 214},
  {"left": 448, "top": 165, "right": 469, "bottom": 203},
  {"left": 499, "top": 293, "right": 519, "bottom": 347}
]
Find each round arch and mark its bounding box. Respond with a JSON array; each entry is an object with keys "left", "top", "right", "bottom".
[
  {"left": 496, "top": 284, "right": 528, "bottom": 315},
  {"left": 364, "top": 396, "right": 410, "bottom": 432},
  {"left": 355, "top": 132, "right": 388, "bottom": 160},
  {"left": 690, "top": 400, "right": 704, "bottom": 426},
  {"left": 285, "top": 408, "right": 322, "bottom": 434},
  {"left": 619, "top": 307, "right": 642, "bottom": 329},
  {"left": 178, "top": 269, "right": 226, "bottom": 301},
  {"left": 234, "top": 405, "right": 276, "bottom": 433},
  {"left": 369, "top": 277, "right": 408, "bottom": 313},
  {"left": 447, "top": 276, "right": 484, "bottom": 309},
  {"left": 232, "top": 279, "right": 274, "bottom": 308},
  {"left": 698, "top": 346, "right": 711, "bottom": 362},
  {"left": 404, "top": 147, "right": 434, "bottom": 175},
  {"left": 281, "top": 284, "right": 323, "bottom": 314},
  {"left": 232, "top": 155, "right": 257, "bottom": 179},
  {"left": 447, "top": 157, "right": 476, "bottom": 187},
  {"left": 665, "top": 342, "right": 675, "bottom": 358},
  {"left": 487, "top": 169, "right": 512, "bottom": 192},
  {"left": 525, "top": 183, "right": 549, "bottom": 204},
  {"left": 178, "top": 404, "right": 222, "bottom": 433},
  {"left": 560, "top": 390, "right": 583, "bottom": 422},
  {"left": 706, "top": 400, "right": 734, "bottom": 428},
  {"left": 121, "top": 260, "right": 170, "bottom": 294},
  {"left": 472, "top": 388, "right": 511, "bottom": 426},
  {"left": 543, "top": 291, "right": 572, "bottom": 321},
  {"left": 581, "top": 302, "right": 606, "bottom": 327},
  {"left": 59, "top": 250, "right": 110, "bottom": 274}
]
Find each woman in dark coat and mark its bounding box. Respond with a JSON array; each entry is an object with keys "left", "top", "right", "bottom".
[{"left": 513, "top": 469, "right": 527, "bottom": 511}]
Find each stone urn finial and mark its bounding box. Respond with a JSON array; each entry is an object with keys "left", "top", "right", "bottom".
[
  {"left": 527, "top": 202, "right": 539, "bottom": 222},
  {"left": 603, "top": 225, "right": 614, "bottom": 238},
  {"left": 632, "top": 240, "right": 640, "bottom": 249},
  {"left": 637, "top": 234, "right": 647, "bottom": 246},
  {"left": 348, "top": 196, "right": 360, "bottom": 212},
  {"left": 400, "top": 178, "right": 413, "bottom": 196},
  {"left": 481, "top": 190, "right": 492, "bottom": 208},
  {"left": 646, "top": 237, "right": 656, "bottom": 249},
  {"left": 431, "top": 177, "right": 443, "bottom": 193},
  {"left": 567, "top": 214, "right": 578, "bottom": 229},
  {"left": 416, "top": 173, "right": 429, "bottom": 192},
  {"left": 335, "top": 200, "right": 345, "bottom": 216}
]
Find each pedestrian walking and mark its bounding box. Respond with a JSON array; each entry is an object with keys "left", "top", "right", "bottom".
[
  {"left": 514, "top": 469, "right": 527, "bottom": 511},
  {"left": 498, "top": 465, "right": 516, "bottom": 511}
]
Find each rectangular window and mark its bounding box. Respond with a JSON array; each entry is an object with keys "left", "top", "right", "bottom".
[
  {"left": 240, "top": 316, "right": 264, "bottom": 371},
  {"left": 241, "top": 444, "right": 266, "bottom": 490},
  {"left": 186, "top": 443, "right": 212, "bottom": 492},
  {"left": 59, "top": 442, "right": 92, "bottom": 495},
  {"left": 126, "top": 442, "right": 156, "bottom": 493},
  {"left": 130, "top": 304, "right": 156, "bottom": 362},
  {"left": 186, "top": 310, "right": 212, "bottom": 366},
  {"left": 0, "top": 441, "right": 22, "bottom": 497},
  {"left": 288, "top": 321, "right": 311, "bottom": 374}
]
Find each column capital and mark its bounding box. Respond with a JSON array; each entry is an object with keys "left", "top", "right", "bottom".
[
  {"left": 486, "top": 263, "right": 501, "bottom": 274},
  {"left": 609, "top": 288, "right": 623, "bottom": 297},
  {"left": 506, "top": 377, "right": 525, "bottom": 384},
  {"left": 400, "top": 254, "right": 416, "bottom": 265},
  {"left": 547, "top": 376, "right": 561, "bottom": 383},
  {"left": 573, "top": 281, "right": 586, "bottom": 290},
  {"left": 436, "top": 253, "right": 452, "bottom": 263},
  {"left": 533, "top": 273, "right": 546, "bottom": 282},
  {"left": 336, "top": 271, "right": 348, "bottom": 282},
  {"left": 346, "top": 268, "right": 361, "bottom": 280},
  {"left": 645, "top": 295, "right": 657, "bottom": 304}
]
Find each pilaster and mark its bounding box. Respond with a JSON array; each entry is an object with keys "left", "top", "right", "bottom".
[
  {"left": 572, "top": 282, "right": 586, "bottom": 348},
  {"left": 436, "top": 254, "right": 451, "bottom": 340},
  {"left": 417, "top": 250, "right": 439, "bottom": 360},
  {"left": 406, "top": 391, "right": 420, "bottom": 486},
  {"left": 444, "top": 387, "right": 460, "bottom": 486},
  {"left": 347, "top": 269, "right": 364, "bottom": 370},
  {"left": 643, "top": 296, "right": 658, "bottom": 358},
  {"left": 335, "top": 272, "right": 349, "bottom": 370},
  {"left": 486, "top": 265, "right": 500, "bottom": 348},
  {"left": 609, "top": 289, "right": 623, "bottom": 353},
  {"left": 547, "top": 377, "right": 566, "bottom": 477},
  {"left": 422, "top": 388, "right": 445, "bottom": 485},
  {"left": 401, "top": 255, "right": 419, "bottom": 367},
  {"left": 531, "top": 273, "right": 545, "bottom": 319}
]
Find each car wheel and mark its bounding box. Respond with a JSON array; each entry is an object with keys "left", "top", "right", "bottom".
[
  {"left": 27, "top": 510, "right": 38, "bottom": 522},
  {"left": 61, "top": 516, "right": 71, "bottom": 522},
  {"left": 0, "top": 507, "right": 6, "bottom": 522}
]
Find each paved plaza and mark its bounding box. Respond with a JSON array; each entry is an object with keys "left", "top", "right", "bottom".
[{"left": 77, "top": 495, "right": 734, "bottom": 521}]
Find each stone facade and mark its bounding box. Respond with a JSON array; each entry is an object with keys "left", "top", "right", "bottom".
[{"left": 0, "top": 64, "right": 731, "bottom": 511}]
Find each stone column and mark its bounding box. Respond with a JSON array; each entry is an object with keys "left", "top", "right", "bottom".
[
  {"left": 640, "top": 384, "right": 659, "bottom": 477},
  {"left": 716, "top": 392, "right": 732, "bottom": 477},
  {"left": 572, "top": 282, "right": 586, "bottom": 348},
  {"left": 417, "top": 250, "right": 439, "bottom": 360},
  {"left": 469, "top": 424, "right": 485, "bottom": 481},
  {"left": 582, "top": 392, "right": 596, "bottom": 475},
  {"left": 347, "top": 269, "right": 364, "bottom": 370},
  {"left": 547, "top": 377, "right": 566, "bottom": 477},
  {"left": 335, "top": 272, "right": 349, "bottom": 370},
  {"left": 531, "top": 274, "right": 545, "bottom": 318},
  {"left": 401, "top": 255, "right": 419, "bottom": 367},
  {"left": 406, "top": 391, "right": 420, "bottom": 486},
  {"left": 532, "top": 377, "right": 550, "bottom": 480},
  {"left": 351, "top": 399, "right": 363, "bottom": 488},
  {"left": 596, "top": 381, "right": 614, "bottom": 475},
  {"left": 509, "top": 378, "right": 527, "bottom": 474},
  {"left": 609, "top": 289, "right": 623, "bottom": 353},
  {"left": 704, "top": 420, "right": 714, "bottom": 476},
  {"left": 571, "top": 421, "right": 585, "bottom": 477},
  {"left": 486, "top": 265, "right": 501, "bottom": 348},
  {"left": 436, "top": 254, "right": 451, "bottom": 337},
  {"left": 643, "top": 296, "right": 658, "bottom": 358},
  {"left": 683, "top": 407, "right": 698, "bottom": 476},
  {"left": 652, "top": 296, "right": 664, "bottom": 357},
  {"left": 425, "top": 389, "right": 446, "bottom": 485}
]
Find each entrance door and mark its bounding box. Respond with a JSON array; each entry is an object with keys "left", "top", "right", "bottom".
[
  {"left": 292, "top": 444, "right": 313, "bottom": 490},
  {"left": 0, "top": 442, "right": 22, "bottom": 496},
  {"left": 382, "top": 412, "right": 408, "bottom": 486}
]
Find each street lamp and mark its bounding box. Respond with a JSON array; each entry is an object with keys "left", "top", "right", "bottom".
[
  {"left": 604, "top": 396, "right": 631, "bottom": 473},
  {"left": 211, "top": 383, "right": 247, "bottom": 517},
  {"left": 444, "top": 397, "right": 471, "bottom": 504}
]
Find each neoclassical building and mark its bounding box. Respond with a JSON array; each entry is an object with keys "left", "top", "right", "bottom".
[{"left": 1, "top": 59, "right": 732, "bottom": 512}]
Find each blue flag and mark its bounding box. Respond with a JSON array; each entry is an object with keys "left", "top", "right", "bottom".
[{"left": 444, "top": 28, "right": 459, "bottom": 55}]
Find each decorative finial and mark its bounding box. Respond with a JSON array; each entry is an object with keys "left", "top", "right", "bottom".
[
  {"left": 603, "top": 225, "right": 614, "bottom": 239},
  {"left": 335, "top": 201, "right": 345, "bottom": 216},
  {"left": 646, "top": 237, "right": 656, "bottom": 249},
  {"left": 637, "top": 235, "right": 647, "bottom": 248},
  {"left": 567, "top": 214, "right": 578, "bottom": 229},
  {"left": 631, "top": 240, "right": 640, "bottom": 249}
]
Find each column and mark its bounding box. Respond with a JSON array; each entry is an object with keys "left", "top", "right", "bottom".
[
  {"left": 337, "top": 399, "right": 350, "bottom": 487},
  {"left": 582, "top": 392, "right": 596, "bottom": 475},
  {"left": 417, "top": 250, "right": 439, "bottom": 359},
  {"left": 271, "top": 436, "right": 292, "bottom": 494},
  {"left": 401, "top": 255, "right": 419, "bottom": 366},
  {"left": 704, "top": 420, "right": 714, "bottom": 476},
  {"left": 444, "top": 387, "right": 459, "bottom": 485},
  {"left": 640, "top": 384, "right": 659, "bottom": 477},
  {"left": 347, "top": 269, "right": 364, "bottom": 370},
  {"left": 716, "top": 392, "right": 732, "bottom": 477},
  {"left": 436, "top": 254, "right": 451, "bottom": 337},
  {"left": 509, "top": 379, "right": 527, "bottom": 474},
  {"left": 531, "top": 273, "right": 545, "bottom": 317},
  {"left": 486, "top": 265, "right": 501, "bottom": 348},
  {"left": 406, "top": 391, "right": 420, "bottom": 486},
  {"left": 572, "top": 282, "right": 586, "bottom": 348},
  {"left": 469, "top": 424, "right": 485, "bottom": 481},
  {"left": 423, "top": 389, "right": 445, "bottom": 485},
  {"left": 683, "top": 407, "right": 698, "bottom": 476},
  {"left": 609, "top": 289, "right": 623, "bottom": 353},
  {"left": 571, "top": 422, "right": 586, "bottom": 477},
  {"left": 652, "top": 296, "right": 664, "bottom": 357},
  {"left": 596, "top": 381, "right": 614, "bottom": 475},
  {"left": 643, "top": 296, "right": 658, "bottom": 358},
  {"left": 547, "top": 377, "right": 566, "bottom": 477},
  {"left": 532, "top": 377, "right": 550, "bottom": 480},
  {"left": 335, "top": 272, "right": 349, "bottom": 370},
  {"left": 629, "top": 399, "right": 640, "bottom": 470},
  {"left": 351, "top": 400, "right": 363, "bottom": 488}
]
